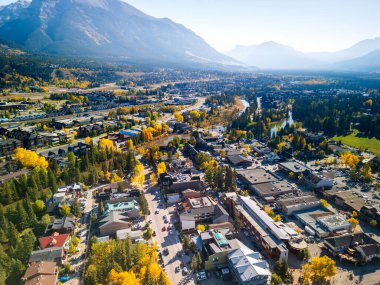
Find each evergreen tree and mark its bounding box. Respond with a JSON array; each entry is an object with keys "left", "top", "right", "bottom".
[
  {"left": 15, "top": 202, "right": 29, "bottom": 231},
  {"left": 138, "top": 192, "right": 149, "bottom": 215}
]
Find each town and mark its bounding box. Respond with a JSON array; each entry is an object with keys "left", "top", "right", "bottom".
[{"left": 0, "top": 70, "right": 379, "bottom": 285}]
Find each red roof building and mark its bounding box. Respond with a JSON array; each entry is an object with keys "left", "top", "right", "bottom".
[{"left": 38, "top": 233, "right": 70, "bottom": 250}]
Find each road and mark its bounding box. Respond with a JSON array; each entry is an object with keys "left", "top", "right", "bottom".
[
  {"left": 145, "top": 185, "right": 195, "bottom": 285},
  {"left": 66, "top": 186, "right": 97, "bottom": 285}
]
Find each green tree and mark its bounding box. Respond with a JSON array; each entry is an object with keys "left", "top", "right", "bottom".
[
  {"left": 60, "top": 204, "right": 71, "bottom": 217},
  {"left": 271, "top": 273, "right": 283, "bottom": 285},
  {"left": 138, "top": 192, "right": 149, "bottom": 215},
  {"left": 72, "top": 198, "right": 82, "bottom": 218},
  {"left": 33, "top": 200, "right": 45, "bottom": 213},
  {"left": 143, "top": 226, "right": 152, "bottom": 240}
]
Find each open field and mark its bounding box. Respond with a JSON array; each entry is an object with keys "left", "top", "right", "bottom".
[{"left": 333, "top": 130, "right": 380, "bottom": 156}]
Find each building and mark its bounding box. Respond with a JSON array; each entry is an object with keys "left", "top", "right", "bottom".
[
  {"left": 116, "top": 228, "right": 144, "bottom": 241},
  {"left": 29, "top": 247, "right": 65, "bottom": 266},
  {"left": 329, "top": 191, "right": 366, "bottom": 213},
  {"left": 45, "top": 217, "right": 75, "bottom": 235},
  {"left": 237, "top": 168, "right": 279, "bottom": 189},
  {"left": 39, "top": 233, "right": 70, "bottom": 251},
  {"left": 104, "top": 198, "right": 140, "bottom": 219},
  {"left": 180, "top": 197, "right": 217, "bottom": 230},
  {"left": 278, "top": 161, "right": 309, "bottom": 175},
  {"left": 317, "top": 214, "right": 352, "bottom": 233},
  {"left": 250, "top": 180, "right": 297, "bottom": 201},
  {"left": 324, "top": 232, "right": 380, "bottom": 264},
  {"left": 201, "top": 229, "right": 245, "bottom": 270},
  {"left": 0, "top": 138, "right": 22, "bottom": 156},
  {"left": 98, "top": 211, "right": 130, "bottom": 236},
  {"left": 228, "top": 248, "right": 271, "bottom": 285},
  {"left": 302, "top": 170, "right": 334, "bottom": 191},
  {"left": 22, "top": 261, "right": 58, "bottom": 285},
  {"left": 276, "top": 195, "right": 320, "bottom": 215},
  {"left": 236, "top": 195, "right": 296, "bottom": 260},
  {"left": 361, "top": 204, "right": 380, "bottom": 225},
  {"left": 226, "top": 154, "right": 252, "bottom": 168}
]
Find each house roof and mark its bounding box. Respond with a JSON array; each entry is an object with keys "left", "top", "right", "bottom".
[
  {"left": 99, "top": 211, "right": 130, "bottom": 228},
  {"left": 237, "top": 168, "right": 278, "bottom": 185},
  {"left": 29, "top": 247, "right": 63, "bottom": 263},
  {"left": 23, "top": 261, "right": 57, "bottom": 280},
  {"left": 227, "top": 154, "right": 252, "bottom": 166},
  {"left": 39, "top": 233, "right": 69, "bottom": 249},
  {"left": 25, "top": 274, "right": 57, "bottom": 285},
  {"left": 228, "top": 248, "right": 271, "bottom": 282}
]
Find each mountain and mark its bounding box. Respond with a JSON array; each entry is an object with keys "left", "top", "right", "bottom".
[
  {"left": 310, "top": 37, "right": 380, "bottom": 63},
  {"left": 331, "top": 49, "right": 380, "bottom": 72},
  {"left": 0, "top": 0, "right": 242, "bottom": 68},
  {"left": 226, "top": 41, "right": 321, "bottom": 70}
]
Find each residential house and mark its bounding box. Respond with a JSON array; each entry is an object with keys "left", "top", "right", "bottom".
[
  {"left": 0, "top": 138, "right": 22, "bottom": 156},
  {"left": 39, "top": 233, "right": 71, "bottom": 251},
  {"left": 22, "top": 261, "right": 58, "bottom": 285},
  {"left": 226, "top": 154, "right": 252, "bottom": 168},
  {"left": 104, "top": 198, "right": 140, "bottom": 219},
  {"left": 29, "top": 247, "right": 64, "bottom": 266},
  {"left": 98, "top": 211, "right": 130, "bottom": 236},
  {"left": 45, "top": 217, "right": 75, "bottom": 235},
  {"left": 228, "top": 248, "right": 271, "bottom": 285}
]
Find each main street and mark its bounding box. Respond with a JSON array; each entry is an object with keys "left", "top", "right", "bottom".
[{"left": 145, "top": 185, "right": 195, "bottom": 285}]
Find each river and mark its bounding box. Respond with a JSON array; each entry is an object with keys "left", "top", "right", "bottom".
[{"left": 270, "top": 111, "right": 294, "bottom": 138}]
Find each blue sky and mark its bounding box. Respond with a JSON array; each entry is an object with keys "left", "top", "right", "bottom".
[{"left": 2, "top": 0, "right": 380, "bottom": 53}]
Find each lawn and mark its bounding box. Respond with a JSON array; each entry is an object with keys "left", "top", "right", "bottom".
[{"left": 333, "top": 130, "right": 380, "bottom": 156}]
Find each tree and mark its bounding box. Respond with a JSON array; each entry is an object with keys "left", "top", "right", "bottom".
[
  {"left": 33, "top": 200, "right": 45, "bottom": 213},
  {"left": 196, "top": 224, "right": 206, "bottom": 232},
  {"left": 271, "top": 273, "right": 283, "bottom": 285},
  {"left": 233, "top": 215, "right": 242, "bottom": 234},
  {"left": 72, "top": 198, "right": 82, "bottom": 218},
  {"left": 182, "top": 235, "right": 191, "bottom": 253},
  {"left": 320, "top": 199, "right": 329, "bottom": 208},
  {"left": 348, "top": 217, "right": 359, "bottom": 230},
  {"left": 191, "top": 255, "right": 197, "bottom": 271},
  {"left": 131, "top": 162, "right": 145, "bottom": 189},
  {"left": 352, "top": 211, "right": 358, "bottom": 218},
  {"left": 99, "top": 200, "right": 104, "bottom": 215},
  {"left": 150, "top": 173, "right": 157, "bottom": 184},
  {"left": 139, "top": 192, "right": 149, "bottom": 216},
  {"left": 84, "top": 136, "right": 92, "bottom": 145},
  {"left": 273, "top": 215, "right": 281, "bottom": 222},
  {"left": 156, "top": 162, "right": 167, "bottom": 176},
  {"left": 288, "top": 172, "right": 296, "bottom": 179},
  {"left": 196, "top": 252, "right": 203, "bottom": 270},
  {"left": 264, "top": 206, "right": 275, "bottom": 218},
  {"left": 99, "top": 138, "right": 116, "bottom": 151},
  {"left": 14, "top": 148, "right": 49, "bottom": 169},
  {"left": 369, "top": 219, "right": 377, "bottom": 227},
  {"left": 340, "top": 152, "right": 360, "bottom": 168},
  {"left": 60, "top": 204, "right": 71, "bottom": 217},
  {"left": 301, "top": 256, "right": 336, "bottom": 284},
  {"left": 143, "top": 226, "right": 152, "bottom": 240},
  {"left": 126, "top": 139, "right": 134, "bottom": 150}
]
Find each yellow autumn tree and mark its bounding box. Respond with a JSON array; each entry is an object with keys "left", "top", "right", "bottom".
[
  {"left": 197, "top": 224, "right": 206, "bottom": 232},
  {"left": 301, "top": 256, "right": 336, "bottom": 284},
  {"left": 126, "top": 139, "right": 134, "bottom": 150},
  {"left": 84, "top": 136, "right": 92, "bottom": 145},
  {"left": 150, "top": 173, "right": 157, "bottom": 184},
  {"left": 111, "top": 173, "right": 123, "bottom": 183},
  {"left": 156, "top": 162, "right": 167, "bottom": 176},
  {"left": 99, "top": 138, "right": 117, "bottom": 151},
  {"left": 273, "top": 215, "right": 281, "bottom": 222},
  {"left": 174, "top": 111, "right": 184, "bottom": 122},
  {"left": 107, "top": 269, "right": 140, "bottom": 285},
  {"left": 320, "top": 199, "right": 329, "bottom": 208},
  {"left": 15, "top": 148, "right": 49, "bottom": 169},
  {"left": 131, "top": 162, "right": 145, "bottom": 189},
  {"left": 348, "top": 217, "right": 359, "bottom": 230},
  {"left": 340, "top": 151, "right": 360, "bottom": 168}
]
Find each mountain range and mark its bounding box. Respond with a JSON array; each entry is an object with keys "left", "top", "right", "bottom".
[
  {"left": 0, "top": 0, "right": 242, "bottom": 69},
  {"left": 0, "top": 0, "right": 379, "bottom": 72},
  {"left": 226, "top": 38, "right": 380, "bottom": 71}
]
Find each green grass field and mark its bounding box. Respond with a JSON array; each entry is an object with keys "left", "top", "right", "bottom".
[{"left": 333, "top": 130, "right": 380, "bottom": 156}]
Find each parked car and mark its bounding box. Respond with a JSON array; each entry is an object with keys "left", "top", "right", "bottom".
[
  {"left": 175, "top": 266, "right": 181, "bottom": 273},
  {"left": 58, "top": 276, "right": 71, "bottom": 282},
  {"left": 162, "top": 226, "right": 166, "bottom": 231},
  {"left": 152, "top": 231, "right": 156, "bottom": 237},
  {"left": 182, "top": 266, "right": 188, "bottom": 275},
  {"left": 163, "top": 248, "right": 169, "bottom": 256},
  {"left": 196, "top": 271, "right": 207, "bottom": 281}
]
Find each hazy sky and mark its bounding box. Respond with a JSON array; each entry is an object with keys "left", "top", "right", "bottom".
[{"left": 1, "top": 0, "right": 380, "bottom": 53}]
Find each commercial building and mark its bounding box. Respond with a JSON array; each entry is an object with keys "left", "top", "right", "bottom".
[
  {"left": 276, "top": 195, "right": 320, "bottom": 215},
  {"left": 324, "top": 232, "right": 380, "bottom": 264},
  {"left": 235, "top": 195, "right": 296, "bottom": 260},
  {"left": 237, "top": 168, "right": 278, "bottom": 189},
  {"left": 251, "top": 180, "right": 297, "bottom": 201},
  {"left": 104, "top": 198, "right": 140, "bottom": 219},
  {"left": 278, "top": 161, "right": 309, "bottom": 174}
]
